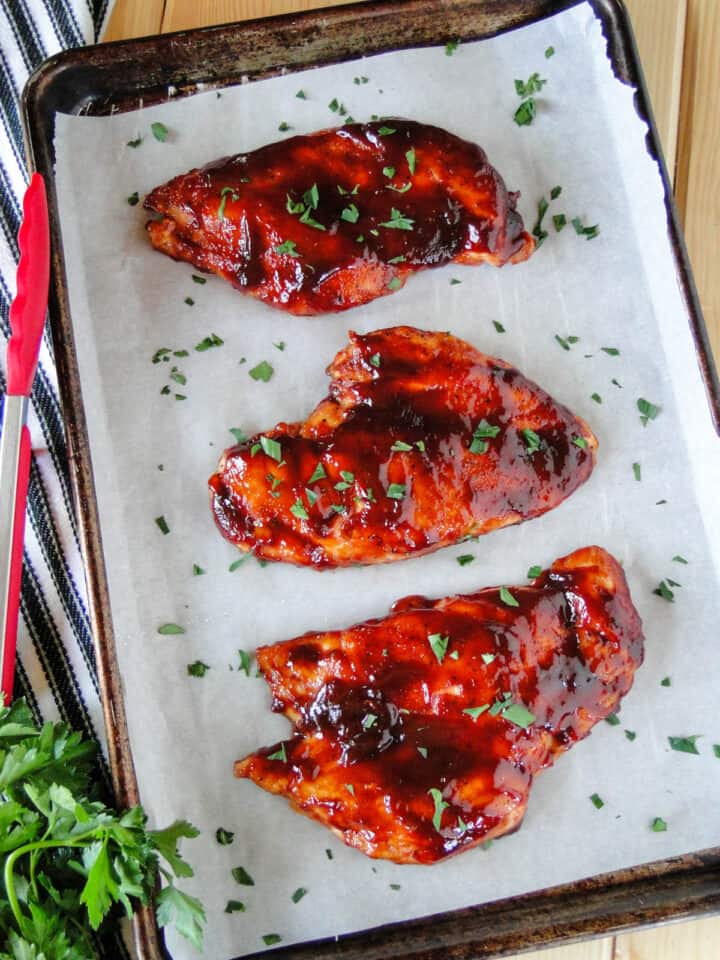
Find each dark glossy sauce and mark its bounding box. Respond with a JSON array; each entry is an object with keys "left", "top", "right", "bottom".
[
  {"left": 237, "top": 547, "right": 644, "bottom": 862},
  {"left": 144, "top": 120, "right": 534, "bottom": 314}
]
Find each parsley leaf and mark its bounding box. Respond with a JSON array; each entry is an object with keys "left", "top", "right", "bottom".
[
  {"left": 668, "top": 735, "right": 701, "bottom": 755},
  {"left": 151, "top": 121, "right": 169, "bottom": 142},
  {"left": 651, "top": 817, "right": 667, "bottom": 832},
  {"left": 428, "top": 787, "right": 449, "bottom": 830},
  {"left": 522, "top": 428, "right": 541, "bottom": 453},
  {"left": 428, "top": 632, "right": 450, "bottom": 663},
  {"left": 637, "top": 397, "right": 661, "bottom": 426},
  {"left": 249, "top": 360, "right": 274, "bottom": 382},
  {"left": 379, "top": 207, "right": 414, "bottom": 230},
  {"left": 514, "top": 99, "right": 537, "bottom": 126},
  {"left": 457, "top": 554, "right": 475, "bottom": 566},
  {"left": 499, "top": 587, "right": 519, "bottom": 608},
  {"left": 187, "top": 660, "right": 210, "bottom": 677},
  {"left": 445, "top": 38, "right": 460, "bottom": 56},
  {"left": 275, "top": 239, "right": 300, "bottom": 256},
  {"left": 386, "top": 483, "right": 406, "bottom": 500},
  {"left": 590, "top": 793, "right": 604, "bottom": 809},
  {"left": 216, "top": 827, "right": 235, "bottom": 845}
]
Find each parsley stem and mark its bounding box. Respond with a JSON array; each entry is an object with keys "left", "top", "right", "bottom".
[{"left": 4, "top": 835, "right": 99, "bottom": 930}]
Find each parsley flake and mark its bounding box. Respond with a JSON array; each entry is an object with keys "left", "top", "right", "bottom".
[
  {"left": 151, "top": 121, "right": 169, "bottom": 142},
  {"left": 590, "top": 793, "right": 604, "bottom": 809},
  {"left": 545, "top": 45, "right": 555, "bottom": 58},
  {"left": 605, "top": 713, "right": 621, "bottom": 726},
  {"left": 195, "top": 333, "right": 223, "bottom": 351},
  {"left": 428, "top": 787, "right": 449, "bottom": 831},
  {"left": 418, "top": 746, "right": 428, "bottom": 758},
  {"left": 457, "top": 554, "right": 475, "bottom": 566},
  {"left": 263, "top": 934, "right": 282, "bottom": 946},
  {"left": 661, "top": 676, "right": 671, "bottom": 687},
  {"left": 377, "top": 125, "right": 397, "bottom": 135},
  {"left": 369, "top": 353, "right": 381, "bottom": 368},
  {"left": 127, "top": 135, "right": 143, "bottom": 148},
  {"left": 514, "top": 99, "right": 537, "bottom": 126},
  {"left": 591, "top": 392, "right": 602, "bottom": 404},
  {"left": 225, "top": 900, "right": 245, "bottom": 913},
  {"left": 445, "top": 39, "right": 460, "bottom": 56},
  {"left": 290, "top": 500, "right": 309, "bottom": 520},
  {"left": 386, "top": 483, "right": 406, "bottom": 500},
  {"left": 668, "top": 735, "right": 701, "bottom": 755},
  {"left": 428, "top": 633, "right": 450, "bottom": 663},
  {"left": 278, "top": 121, "right": 291, "bottom": 132},
  {"left": 249, "top": 360, "right": 274, "bottom": 382},
  {"left": 308, "top": 462, "right": 326, "bottom": 484},
  {"left": 380, "top": 207, "right": 414, "bottom": 230},
  {"left": 260, "top": 436, "right": 282, "bottom": 462},
  {"left": 296, "top": 89, "right": 307, "bottom": 99},
  {"left": 391, "top": 440, "right": 413, "bottom": 452},
  {"left": 217, "top": 186, "right": 239, "bottom": 219},
  {"left": 637, "top": 397, "right": 661, "bottom": 426},
  {"left": 553, "top": 213, "right": 567, "bottom": 231},
  {"left": 499, "top": 587, "right": 519, "bottom": 608},
  {"left": 155, "top": 515, "right": 170, "bottom": 535},
  {"left": 493, "top": 320, "right": 506, "bottom": 333},
  {"left": 127, "top": 191, "right": 139, "bottom": 206},
  {"left": 527, "top": 565, "right": 543, "bottom": 579},
  {"left": 341, "top": 204, "right": 360, "bottom": 224},
  {"left": 651, "top": 817, "right": 667, "bottom": 832},
  {"left": 571, "top": 217, "right": 600, "bottom": 240},
  {"left": 625, "top": 730, "right": 637, "bottom": 741},
  {"left": 158, "top": 623, "right": 185, "bottom": 635},
  {"left": 187, "top": 661, "right": 210, "bottom": 677},
  {"left": 192, "top": 563, "right": 205, "bottom": 576},
  {"left": 405, "top": 147, "right": 416, "bottom": 174},
  {"left": 653, "top": 580, "right": 674, "bottom": 602},
  {"left": 502, "top": 703, "right": 535, "bottom": 728},
  {"left": 387, "top": 277, "right": 402, "bottom": 291},
  {"left": 267, "top": 743, "right": 288, "bottom": 762},
  {"left": 522, "top": 428, "right": 541, "bottom": 453},
  {"left": 602, "top": 347, "right": 620, "bottom": 356},
  {"left": 292, "top": 887, "right": 308, "bottom": 903},
  {"left": 573, "top": 436, "right": 588, "bottom": 450},
  {"left": 274, "top": 239, "right": 300, "bottom": 257},
  {"left": 464, "top": 705, "right": 489, "bottom": 720}
]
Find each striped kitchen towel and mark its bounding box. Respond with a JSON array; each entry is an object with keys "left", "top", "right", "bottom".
[{"left": 1, "top": 0, "right": 133, "bottom": 954}]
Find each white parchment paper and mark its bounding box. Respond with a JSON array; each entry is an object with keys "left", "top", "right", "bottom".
[{"left": 53, "top": 4, "right": 720, "bottom": 957}]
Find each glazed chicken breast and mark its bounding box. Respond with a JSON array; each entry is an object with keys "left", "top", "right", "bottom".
[
  {"left": 210, "top": 326, "right": 597, "bottom": 567},
  {"left": 235, "top": 546, "right": 644, "bottom": 864},
  {"left": 144, "top": 120, "right": 534, "bottom": 314}
]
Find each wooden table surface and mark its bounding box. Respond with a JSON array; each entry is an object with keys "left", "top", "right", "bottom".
[{"left": 103, "top": 1, "right": 719, "bottom": 958}]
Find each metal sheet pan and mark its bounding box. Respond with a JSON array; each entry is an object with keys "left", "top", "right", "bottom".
[{"left": 21, "top": 1, "right": 720, "bottom": 957}]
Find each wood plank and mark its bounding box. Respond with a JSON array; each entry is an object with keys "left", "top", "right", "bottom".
[
  {"left": 161, "top": 0, "right": 361, "bottom": 32},
  {"left": 675, "top": 0, "right": 720, "bottom": 358},
  {"left": 508, "top": 938, "right": 614, "bottom": 960},
  {"left": 101, "top": 0, "right": 164, "bottom": 41},
  {"left": 614, "top": 915, "right": 720, "bottom": 959}
]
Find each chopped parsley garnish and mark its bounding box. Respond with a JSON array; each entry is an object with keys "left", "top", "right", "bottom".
[
  {"left": 267, "top": 743, "right": 288, "bottom": 762},
  {"left": 589, "top": 392, "right": 602, "bottom": 404},
  {"left": 672, "top": 555, "right": 688, "bottom": 564},
  {"left": 296, "top": 89, "right": 307, "bottom": 99},
  {"left": 428, "top": 633, "right": 450, "bottom": 664},
  {"left": 527, "top": 565, "right": 543, "bottom": 579},
  {"left": 292, "top": 888, "right": 308, "bottom": 903},
  {"left": 713, "top": 745, "right": 720, "bottom": 759},
  {"left": 341, "top": 203, "right": 360, "bottom": 223},
  {"left": 328, "top": 98, "right": 340, "bottom": 112},
  {"left": 290, "top": 500, "right": 309, "bottom": 520},
  {"left": 187, "top": 661, "right": 210, "bottom": 677},
  {"left": 522, "top": 428, "right": 541, "bottom": 453},
  {"left": 382, "top": 166, "right": 396, "bottom": 179},
  {"left": 390, "top": 883, "right": 401, "bottom": 891},
  {"left": 344, "top": 783, "right": 355, "bottom": 795},
  {"left": 362, "top": 714, "right": 377, "bottom": 730},
  {"left": 502, "top": 703, "right": 535, "bottom": 729},
  {"left": 545, "top": 45, "right": 555, "bottom": 58},
  {"left": 428, "top": 787, "right": 449, "bottom": 831},
  {"left": 602, "top": 346, "right": 620, "bottom": 356},
  {"left": 533, "top": 196, "right": 550, "bottom": 244},
  {"left": 590, "top": 793, "right": 604, "bottom": 809},
  {"left": 157, "top": 623, "right": 185, "bottom": 635},
  {"left": 263, "top": 934, "right": 282, "bottom": 946},
  {"left": 499, "top": 587, "right": 519, "bottom": 608},
  {"left": 653, "top": 580, "right": 674, "bottom": 602},
  {"left": 464, "top": 705, "right": 489, "bottom": 720},
  {"left": 174, "top": 393, "right": 187, "bottom": 401},
  {"left": 450, "top": 278, "right": 462, "bottom": 285},
  {"left": 387, "top": 277, "right": 402, "bottom": 291},
  {"left": 369, "top": 353, "right": 381, "bottom": 368},
  {"left": 514, "top": 98, "right": 537, "bottom": 126},
  {"left": 572, "top": 436, "right": 588, "bottom": 450},
  {"left": 661, "top": 676, "right": 671, "bottom": 687},
  {"left": 353, "top": 76, "right": 369, "bottom": 84},
  {"left": 380, "top": 207, "right": 414, "bottom": 230},
  {"left": 418, "top": 746, "right": 428, "bottom": 758},
  {"left": 633, "top": 462, "right": 642, "bottom": 481},
  {"left": 299, "top": 207, "right": 325, "bottom": 230},
  {"left": 155, "top": 515, "right": 170, "bottom": 535},
  {"left": 151, "top": 121, "right": 169, "bottom": 142},
  {"left": 651, "top": 817, "right": 667, "bottom": 832},
  {"left": 330, "top": 504, "right": 346, "bottom": 515},
  {"left": 553, "top": 213, "right": 567, "bottom": 231},
  {"left": 555, "top": 334, "right": 572, "bottom": 351},
  {"left": 195, "top": 333, "right": 223, "bottom": 351},
  {"left": 249, "top": 360, "right": 274, "bottom": 382},
  {"left": 605, "top": 713, "right": 620, "bottom": 726},
  {"left": 637, "top": 397, "right": 661, "bottom": 425},
  {"left": 229, "top": 558, "right": 247, "bottom": 574},
  {"left": 625, "top": 730, "right": 637, "bottom": 741},
  {"left": 192, "top": 563, "right": 205, "bottom": 576},
  {"left": 388, "top": 255, "right": 406, "bottom": 264},
  {"left": 457, "top": 554, "right": 475, "bottom": 566},
  {"left": 192, "top": 274, "right": 206, "bottom": 284},
  {"left": 274, "top": 239, "right": 300, "bottom": 256},
  {"left": 405, "top": 147, "right": 416, "bottom": 174},
  {"left": 377, "top": 125, "right": 397, "bottom": 135},
  {"left": 127, "top": 135, "right": 143, "bottom": 147},
  {"left": 391, "top": 440, "right": 413, "bottom": 452},
  {"left": 127, "top": 191, "right": 139, "bottom": 206},
  {"left": 668, "top": 735, "right": 701, "bottom": 755},
  {"left": 481, "top": 653, "right": 496, "bottom": 665},
  {"left": 493, "top": 320, "right": 505, "bottom": 333},
  {"left": 278, "top": 121, "right": 291, "bottom": 131},
  {"left": 445, "top": 39, "right": 460, "bottom": 56},
  {"left": 415, "top": 440, "right": 426, "bottom": 452},
  {"left": 308, "top": 462, "right": 326, "bottom": 484},
  {"left": 152, "top": 347, "right": 171, "bottom": 364},
  {"left": 325, "top": 848, "right": 333, "bottom": 859},
  {"left": 217, "top": 186, "right": 239, "bottom": 219},
  {"left": 386, "top": 483, "right": 406, "bottom": 500},
  {"left": 571, "top": 217, "right": 600, "bottom": 240},
  {"left": 334, "top": 470, "right": 355, "bottom": 491},
  {"left": 237, "top": 649, "right": 252, "bottom": 676},
  {"left": 260, "top": 435, "right": 282, "bottom": 462},
  {"left": 225, "top": 901, "right": 245, "bottom": 913},
  {"left": 515, "top": 73, "right": 547, "bottom": 98}
]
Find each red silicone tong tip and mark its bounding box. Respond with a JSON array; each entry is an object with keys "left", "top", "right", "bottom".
[{"left": 7, "top": 173, "right": 50, "bottom": 397}]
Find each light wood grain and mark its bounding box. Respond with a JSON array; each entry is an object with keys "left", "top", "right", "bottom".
[
  {"left": 675, "top": 0, "right": 720, "bottom": 358},
  {"left": 624, "top": 0, "right": 686, "bottom": 176},
  {"left": 161, "top": 0, "right": 360, "bottom": 32},
  {"left": 102, "top": 0, "right": 164, "bottom": 41},
  {"left": 614, "top": 915, "right": 720, "bottom": 959},
  {"left": 97, "top": 3, "right": 716, "bottom": 960}
]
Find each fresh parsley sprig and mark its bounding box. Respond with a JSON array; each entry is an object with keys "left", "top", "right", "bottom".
[{"left": 0, "top": 698, "right": 206, "bottom": 958}]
